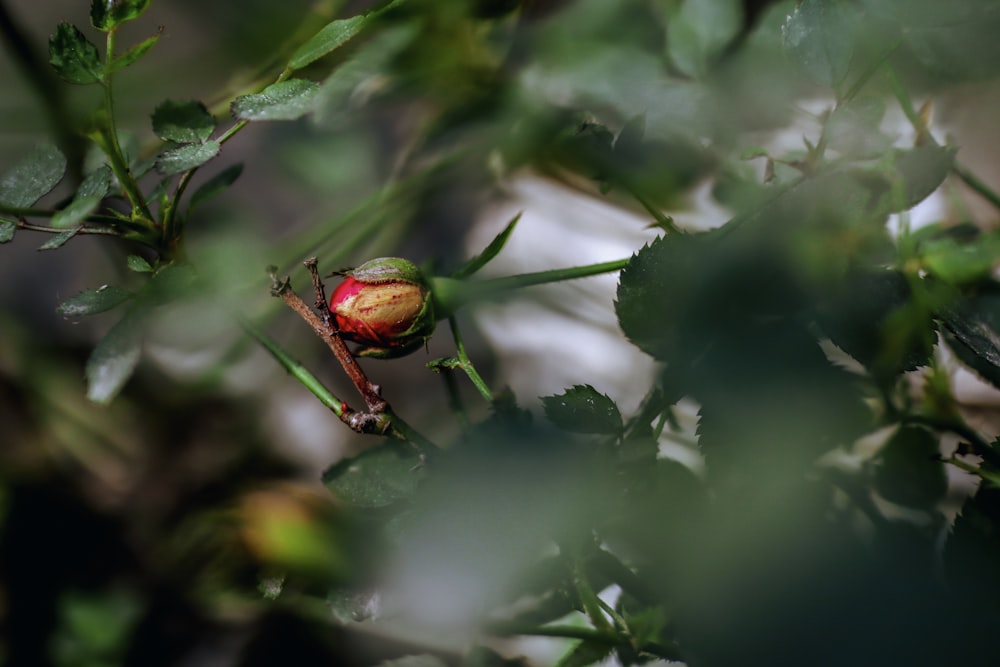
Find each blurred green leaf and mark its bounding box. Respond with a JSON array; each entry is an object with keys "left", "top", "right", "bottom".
[
  {"left": 51, "top": 196, "right": 101, "bottom": 229},
  {"left": 921, "top": 234, "right": 1000, "bottom": 286},
  {"left": 322, "top": 442, "right": 424, "bottom": 508},
  {"left": 85, "top": 306, "right": 144, "bottom": 404},
  {"left": 155, "top": 141, "right": 221, "bottom": 176},
  {"left": 782, "top": 0, "right": 858, "bottom": 88},
  {"left": 313, "top": 24, "right": 416, "bottom": 127},
  {"left": 49, "top": 23, "right": 104, "bottom": 84},
  {"left": 0, "top": 143, "right": 67, "bottom": 208},
  {"left": 379, "top": 656, "right": 449, "bottom": 667},
  {"left": 826, "top": 96, "right": 891, "bottom": 158},
  {"left": 57, "top": 285, "right": 133, "bottom": 317},
  {"left": 126, "top": 255, "right": 153, "bottom": 273},
  {"left": 189, "top": 163, "right": 244, "bottom": 212},
  {"left": 107, "top": 30, "right": 161, "bottom": 75},
  {"left": 288, "top": 15, "right": 367, "bottom": 70},
  {"left": 90, "top": 0, "right": 153, "bottom": 31},
  {"left": 452, "top": 212, "right": 520, "bottom": 279},
  {"left": 873, "top": 426, "right": 947, "bottom": 509},
  {"left": 38, "top": 227, "right": 80, "bottom": 250},
  {"left": 0, "top": 219, "right": 15, "bottom": 243},
  {"left": 152, "top": 100, "right": 216, "bottom": 143},
  {"left": 231, "top": 80, "right": 319, "bottom": 121},
  {"left": 882, "top": 143, "right": 957, "bottom": 212},
  {"left": 666, "top": 0, "right": 743, "bottom": 78},
  {"left": 543, "top": 385, "right": 623, "bottom": 436}
]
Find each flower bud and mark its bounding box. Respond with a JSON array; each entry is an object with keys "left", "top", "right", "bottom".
[{"left": 329, "top": 257, "right": 435, "bottom": 358}]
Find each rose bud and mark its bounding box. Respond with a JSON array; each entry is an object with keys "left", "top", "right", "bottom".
[{"left": 329, "top": 257, "right": 436, "bottom": 358}]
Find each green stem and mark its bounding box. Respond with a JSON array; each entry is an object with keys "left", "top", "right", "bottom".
[
  {"left": 624, "top": 183, "right": 679, "bottom": 233},
  {"left": 449, "top": 317, "right": 492, "bottom": 402},
  {"left": 432, "top": 258, "right": 630, "bottom": 315},
  {"left": 100, "top": 29, "right": 154, "bottom": 225},
  {"left": 952, "top": 164, "right": 1000, "bottom": 214},
  {"left": 237, "top": 314, "right": 350, "bottom": 417}
]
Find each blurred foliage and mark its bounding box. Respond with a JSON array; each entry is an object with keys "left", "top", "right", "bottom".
[{"left": 5, "top": 0, "right": 1000, "bottom": 665}]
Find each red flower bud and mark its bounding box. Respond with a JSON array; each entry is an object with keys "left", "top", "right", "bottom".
[{"left": 329, "top": 257, "right": 435, "bottom": 358}]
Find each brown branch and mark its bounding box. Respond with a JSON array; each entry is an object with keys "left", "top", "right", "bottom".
[{"left": 268, "top": 263, "right": 386, "bottom": 415}]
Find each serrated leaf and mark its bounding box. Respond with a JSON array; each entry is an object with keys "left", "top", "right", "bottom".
[
  {"left": 667, "top": 0, "right": 743, "bottom": 78},
  {"left": 155, "top": 141, "right": 220, "bottom": 176},
  {"left": 57, "top": 285, "right": 133, "bottom": 317},
  {"left": 873, "top": 426, "right": 947, "bottom": 509},
  {"left": 38, "top": 227, "right": 80, "bottom": 250},
  {"left": 76, "top": 165, "right": 111, "bottom": 201},
  {"left": 288, "top": 15, "right": 367, "bottom": 70},
  {"left": 542, "top": 385, "right": 623, "bottom": 435},
  {"left": 0, "top": 220, "right": 15, "bottom": 243},
  {"left": 49, "top": 23, "right": 103, "bottom": 84},
  {"left": 322, "top": 442, "right": 424, "bottom": 508},
  {"left": 126, "top": 255, "right": 153, "bottom": 273},
  {"left": 942, "top": 294, "right": 1000, "bottom": 390},
  {"left": 189, "top": 163, "right": 243, "bottom": 211},
  {"left": 91, "top": 0, "right": 152, "bottom": 31},
  {"left": 452, "top": 212, "right": 520, "bottom": 279},
  {"left": 782, "top": 0, "right": 858, "bottom": 88},
  {"left": 0, "top": 143, "right": 67, "bottom": 208},
  {"left": 86, "top": 308, "right": 143, "bottom": 404},
  {"left": 615, "top": 234, "right": 705, "bottom": 362},
  {"left": 231, "top": 80, "right": 319, "bottom": 121},
  {"left": 152, "top": 100, "right": 216, "bottom": 144},
  {"left": 106, "top": 29, "right": 161, "bottom": 74}
]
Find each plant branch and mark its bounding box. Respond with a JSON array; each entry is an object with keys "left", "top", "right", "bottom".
[{"left": 448, "top": 317, "right": 492, "bottom": 402}]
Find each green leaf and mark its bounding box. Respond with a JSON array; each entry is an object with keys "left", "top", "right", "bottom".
[
  {"left": 555, "top": 640, "right": 614, "bottom": 667},
  {"left": 49, "top": 23, "right": 104, "bottom": 84},
  {"left": 51, "top": 196, "right": 101, "bottom": 229},
  {"left": 106, "top": 29, "right": 161, "bottom": 75},
  {"left": 57, "top": 285, "right": 133, "bottom": 317},
  {"left": 782, "top": 0, "right": 858, "bottom": 88},
  {"left": 886, "top": 143, "right": 957, "bottom": 212},
  {"left": 76, "top": 165, "right": 112, "bottom": 201},
  {"left": 155, "top": 141, "right": 220, "bottom": 176},
  {"left": 666, "top": 0, "right": 743, "bottom": 79},
  {"left": 288, "top": 15, "right": 367, "bottom": 70},
  {"left": 826, "top": 96, "right": 892, "bottom": 158},
  {"left": 38, "top": 227, "right": 80, "bottom": 250},
  {"left": 126, "top": 255, "right": 153, "bottom": 273},
  {"left": 313, "top": 24, "right": 416, "bottom": 127},
  {"left": 152, "top": 100, "right": 216, "bottom": 144},
  {"left": 921, "top": 234, "right": 1000, "bottom": 286},
  {"left": 322, "top": 442, "right": 424, "bottom": 508},
  {"left": 0, "top": 220, "right": 15, "bottom": 243},
  {"left": 189, "top": 163, "right": 244, "bottom": 211},
  {"left": 231, "top": 80, "right": 319, "bottom": 121},
  {"left": 0, "top": 143, "right": 67, "bottom": 208},
  {"left": 91, "top": 0, "right": 153, "bottom": 31},
  {"left": 873, "top": 426, "right": 947, "bottom": 509},
  {"left": 542, "top": 385, "right": 623, "bottom": 435},
  {"left": 452, "top": 212, "right": 521, "bottom": 279},
  {"left": 941, "top": 294, "right": 1000, "bottom": 390},
  {"left": 86, "top": 307, "right": 143, "bottom": 404},
  {"left": 376, "top": 657, "right": 448, "bottom": 667}
]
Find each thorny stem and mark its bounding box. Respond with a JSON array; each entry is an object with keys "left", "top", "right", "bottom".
[{"left": 268, "top": 261, "right": 439, "bottom": 452}]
